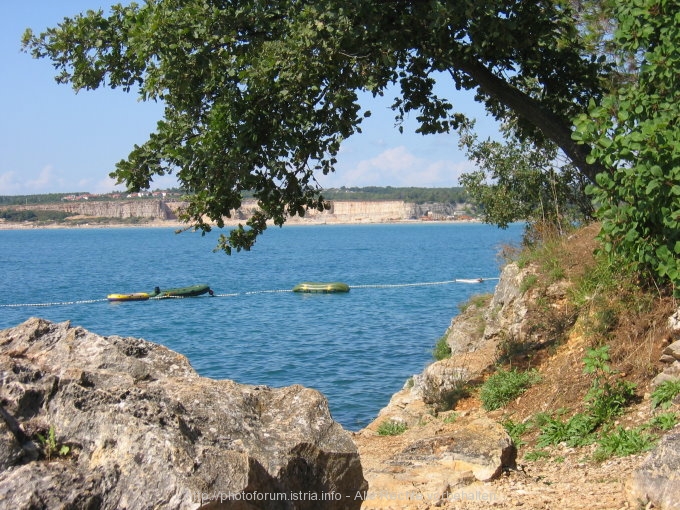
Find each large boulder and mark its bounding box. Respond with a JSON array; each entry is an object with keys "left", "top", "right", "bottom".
[
  {"left": 0, "top": 318, "right": 366, "bottom": 509},
  {"left": 387, "top": 417, "right": 516, "bottom": 482},
  {"left": 628, "top": 431, "right": 680, "bottom": 510}
]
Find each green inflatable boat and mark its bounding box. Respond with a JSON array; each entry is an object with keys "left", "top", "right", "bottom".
[
  {"left": 292, "top": 282, "right": 350, "bottom": 293},
  {"left": 150, "top": 284, "right": 214, "bottom": 298}
]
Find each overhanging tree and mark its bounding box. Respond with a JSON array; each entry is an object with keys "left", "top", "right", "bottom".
[{"left": 23, "top": 0, "right": 609, "bottom": 253}]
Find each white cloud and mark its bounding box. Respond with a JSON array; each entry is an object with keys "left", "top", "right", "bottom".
[
  {"left": 320, "top": 146, "right": 475, "bottom": 188},
  {"left": 25, "top": 165, "right": 64, "bottom": 193},
  {"left": 0, "top": 166, "right": 68, "bottom": 194},
  {"left": 0, "top": 171, "right": 21, "bottom": 194}
]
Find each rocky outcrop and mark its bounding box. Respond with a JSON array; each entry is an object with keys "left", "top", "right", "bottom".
[
  {"left": 269, "top": 201, "right": 464, "bottom": 224},
  {"left": 355, "top": 413, "right": 515, "bottom": 509},
  {"left": 482, "top": 262, "right": 532, "bottom": 343},
  {"left": 353, "top": 263, "right": 526, "bottom": 505},
  {"left": 0, "top": 318, "right": 366, "bottom": 509},
  {"left": 629, "top": 431, "right": 680, "bottom": 510},
  {"left": 403, "top": 263, "right": 533, "bottom": 411},
  {"left": 387, "top": 417, "right": 515, "bottom": 482}
]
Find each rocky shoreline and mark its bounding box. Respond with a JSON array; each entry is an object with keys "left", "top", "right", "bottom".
[
  {"left": 0, "top": 318, "right": 366, "bottom": 509},
  {"left": 353, "top": 245, "right": 680, "bottom": 509}
]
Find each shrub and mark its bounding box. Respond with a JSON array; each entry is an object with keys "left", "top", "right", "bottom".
[
  {"left": 524, "top": 449, "right": 551, "bottom": 462},
  {"left": 645, "top": 412, "right": 678, "bottom": 432},
  {"left": 479, "top": 368, "right": 541, "bottom": 411},
  {"left": 583, "top": 346, "right": 637, "bottom": 423},
  {"left": 458, "top": 293, "right": 492, "bottom": 313},
  {"left": 432, "top": 335, "right": 451, "bottom": 361},
  {"left": 36, "top": 426, "right": 70, "bottom": 461},
  {"left": 519, "top": 274, "right": 538, "bottom": 294}
]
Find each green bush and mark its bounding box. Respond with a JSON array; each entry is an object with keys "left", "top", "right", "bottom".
[
  {"left": 432, "top": 335, "right": 451, "bottom": 361},
  {"left": 458, "top": 293, "right": 492, "bottom": 313},
  {"left": 479, "top": 368, "right": 541, "bottom": 411},
  {"left": 582, "top": 346, "right": 636, "bottom": 423},
  {"left": 645, "top": 412, "right": 678, "bottom": 432},
  {"left": 519, "top": 274, "right": 538, "bottom": 294},
  {"left": 524, "top": 449, "right": 551, "bottom": 462},
  {"left": 572, "top": 3, "right": 680, "bottom": 293}
]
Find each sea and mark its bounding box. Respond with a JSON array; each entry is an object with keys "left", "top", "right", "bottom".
[{"left": 0, "top": 222, "right": 523, "bottom": 430}]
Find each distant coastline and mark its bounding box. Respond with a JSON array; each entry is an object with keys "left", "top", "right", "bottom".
[
  {"left": 0, "top": 215, "right": 480, "bottom": 231},
  {"left": 0, "top": 197, "right": 479, "bottom": 231}
]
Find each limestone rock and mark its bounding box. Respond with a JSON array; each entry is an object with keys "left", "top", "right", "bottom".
[
  {"left": 668, "top": 307, "right": 680, "bottom": 333},
  {"left": 389, "top": 418, "right": 515, "bottom": 482},
  {"left": 483, "top": 263, "right": 532, "bottom": 342},
  {"left": 11, "top": 199, "right": 176, "bottom": 220},
  {"left": 355, "top": 414, "right": 515, "bottom": 509},
  {"left": 651, "top": 360, "right": 680, "bottom": 388},
  {"left": 0, "top": 318, "right": 366, "bottom": 509},
  {"left": 628, "top": 431, "right": 680, "bottom": 510},
  {"left": 662, "top": 340, "right": 680, "bottom": 361},
  {"left": 444, "top": 297, "right": 489, "bottom": 356},
  {"left": 420, "top": 359, "right": 470, "bottom": 406}
]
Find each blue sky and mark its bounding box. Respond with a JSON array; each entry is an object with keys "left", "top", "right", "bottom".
[{"left": 1, "top": 1, "right": 499, "bottom": 196}]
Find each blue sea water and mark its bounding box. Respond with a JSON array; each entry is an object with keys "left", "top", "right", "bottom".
[{"left": 0, "top": 223, "right": 522, "bottom": 429}]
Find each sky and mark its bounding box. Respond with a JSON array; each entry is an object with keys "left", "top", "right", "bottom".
[{"left": 0, "top": 1, "right": 499, "bottom": 196}]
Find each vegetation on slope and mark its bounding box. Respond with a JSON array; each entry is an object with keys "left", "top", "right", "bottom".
[{"left": 473, "top": 223, "right": 678, "bottom": 463}]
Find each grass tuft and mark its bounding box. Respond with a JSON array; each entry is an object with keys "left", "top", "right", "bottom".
[
  {"left": 479, "top": 368, "right": 541, "bottom": 411},
  {"left": 376, "top": 420, "right": 408, "bottom": 436}
]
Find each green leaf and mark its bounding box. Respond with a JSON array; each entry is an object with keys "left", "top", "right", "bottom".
[{"left": 646, "top": 180, "right": 660, "bottom": 194}]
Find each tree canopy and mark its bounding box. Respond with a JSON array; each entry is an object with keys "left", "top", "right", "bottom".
[
  {"left": 23, "top": 0, "right": 609, "bottom": 253},
  {"left": 573, "top": 0, "right": 680, "bottom": 290},
  {"left": 458, "top": 121, "right": 593, "bottom": 235}
]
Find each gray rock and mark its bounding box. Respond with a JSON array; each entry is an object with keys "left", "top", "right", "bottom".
[
  {"left": 483, "top": 263, "right": 531, "bottom": 342},
  {"left": 0, "top": 318, "right": 366, "bottom": 509},
  {"left": 651, "top": 361, "right": 680, "bottom": 388},
  {"left": 629, "top": 431, "right": 680, "bottom": 510},
  {"left": 668, "top": 308, "right": 680, "bottom": 333},
  {"left": 662, "top": 340, "right": 680, "bottom": 361},
  {"left": 420, "top": 359, "right": 469, "bottom": 406},
  {"left": 445, "top": 297, "right": 489, "bottom": 356},
  {"left": 388, "top": 417, "right": 516, "bottom": 482}
]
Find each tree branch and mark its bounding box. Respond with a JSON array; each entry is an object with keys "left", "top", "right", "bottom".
[{"left": 451, "top": 58, "right": 605, "bottom": 183}]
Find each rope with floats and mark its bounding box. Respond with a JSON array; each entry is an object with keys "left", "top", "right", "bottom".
[
  {"left": 0, "top": 298, "right": 108, "bottom": 308},
  {"left": 0, "top": 277, "right": 500, "bottom": 309}
]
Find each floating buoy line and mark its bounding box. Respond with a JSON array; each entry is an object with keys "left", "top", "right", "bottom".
[{"left": 0, "top": 277, "right": 500, "bottom": 309}]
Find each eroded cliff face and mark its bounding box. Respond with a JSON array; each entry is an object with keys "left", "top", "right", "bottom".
[
  {"left": 0, "top": 318, "right": 366, "bottom": 509},
  {"left": 7, "top": 200, "right": 177, "bottom": 220},
  {"left": 2, "top": 200, "right": 465, "bottom": 224}
]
